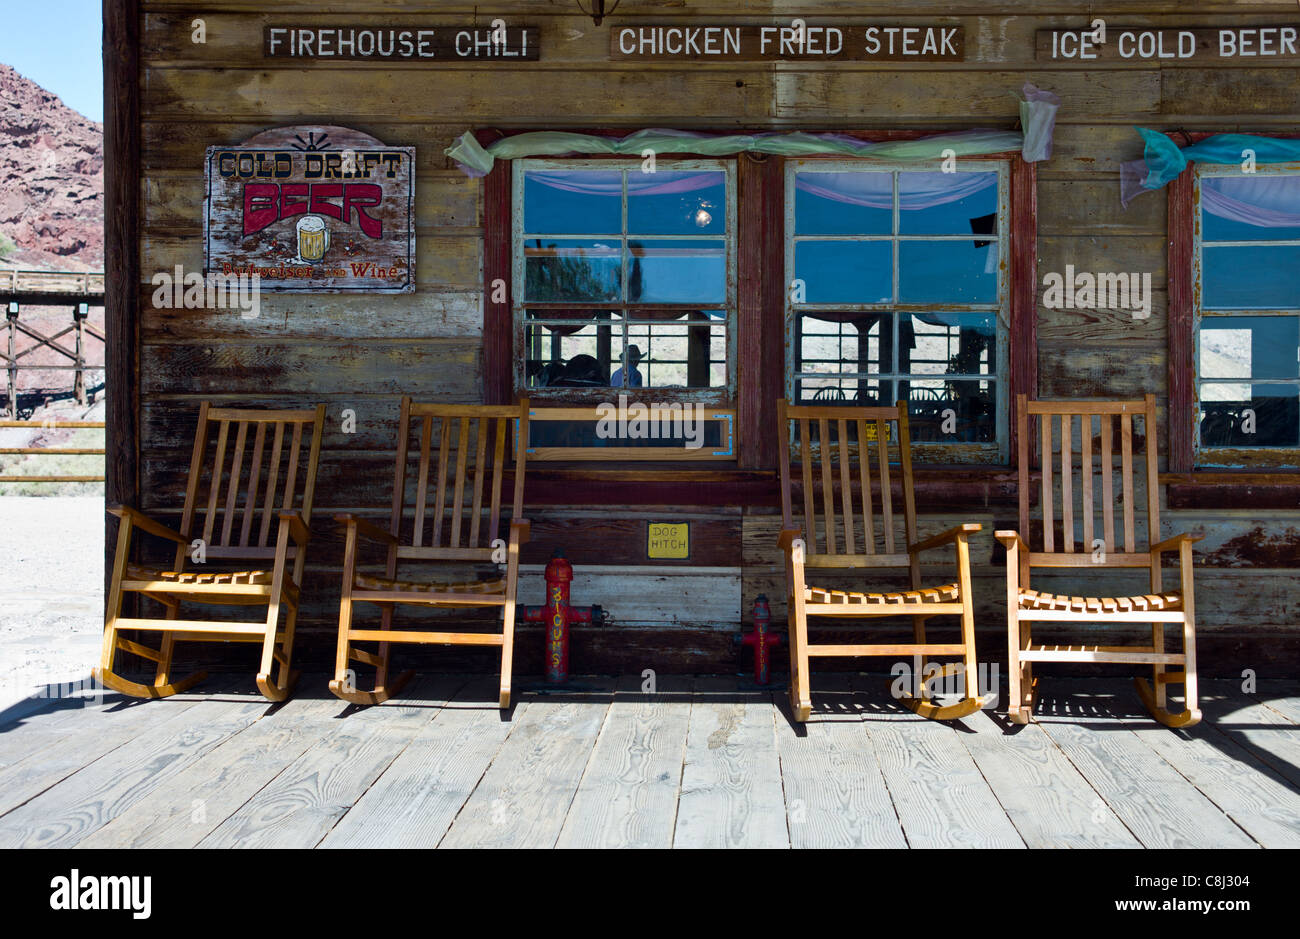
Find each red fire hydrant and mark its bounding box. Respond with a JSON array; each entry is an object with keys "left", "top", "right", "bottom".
[
  {"left": 520, "top": 551, "right": 604, "bottom": 683},
  {"left": 738, "top": 594, "right": 782, "bottom": 685}
]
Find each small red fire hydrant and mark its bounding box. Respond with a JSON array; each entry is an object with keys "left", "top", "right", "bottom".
[
  {"left": 738, "top": 594, "right": 782, "bottom": 685},
  {"left": 520, "top": 551, "right": 604, "bottom": 684}
]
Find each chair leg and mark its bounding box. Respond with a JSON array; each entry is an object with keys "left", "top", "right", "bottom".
[
  {"left": 1135, "top": 615, "right": 1201, "bottom": 729},
  {"left": 95, "top": 538, "right": 205, "bottom": 700},
  {"left": 499, "top": 595, "right": 517, "bottom": 710},
  {"left": 787, "top": 602, "right": 811, "bottom": 722},
  {"left": 1007, "top": 616, "right": 1036, "bottom": 725},
  {"left": 256, "top": 598, "right": 291, "bottom": 703},
  {"left": 328, "top": 597, "right": 412, "bottom": 706},
  {"left": 899, "top": 550, "right": 982, "bottom": 722}
]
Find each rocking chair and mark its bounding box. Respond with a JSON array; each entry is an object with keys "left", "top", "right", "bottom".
[
  {"left": 97, "top": 403, "right": 326, "bottom": 702},
  {"left": 778, "top": 399, "right": 984, "bottom": 722},
  {"left": 996, "top": 394, "right": 1201, "bottom": 727},
  {"left": 330, "top": 398, "right": 529, "bottom": 708}
]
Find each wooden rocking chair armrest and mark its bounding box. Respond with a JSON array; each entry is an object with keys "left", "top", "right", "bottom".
[
  {"left": 778, "top": 528, "right": 804, "bottom": 552},
  {"left": 1150, "top": 532, "right": 1204, "bottom": 555},
  {"left": 909, "top": 523, "right": 982, "bottom": 555},
  {"left": 333, "top": 513, "right": 398, "bottom": 545},
  {"left": 107, "top": 505, "right": 186, "bottom": 544},
  {"left": 509, "top": 518, "right": 532, "bottom": 546},
  {"left": 994, "top": 530, "right": 1029, "bottom": 552},
  {"left": 277, "top": 511, "right": 312, "bottom": 546}
]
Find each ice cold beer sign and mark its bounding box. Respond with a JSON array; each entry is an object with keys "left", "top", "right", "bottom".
[
  {"left": 1038, "top": 25, "right": 1300, "bottom": 62},
  {"left": 204, "top": 126, "right": 415, "bottom": 293}
]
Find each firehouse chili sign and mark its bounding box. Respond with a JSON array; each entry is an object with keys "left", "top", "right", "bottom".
[{"left": 204, "top": 126, "right": 416, "bottom": 293}]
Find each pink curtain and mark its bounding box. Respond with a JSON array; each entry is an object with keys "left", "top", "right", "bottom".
[{"left": 1202, "top": 176, "right": 1300, "bottom": 228}]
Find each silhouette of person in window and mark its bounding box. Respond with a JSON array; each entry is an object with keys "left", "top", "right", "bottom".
[{"left": 610, "top": 344, "right": 644, "bottom": 389}]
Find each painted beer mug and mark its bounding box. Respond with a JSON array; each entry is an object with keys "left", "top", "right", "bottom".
[{"left": 295, "top": 214, "right": 330, "bottom": 262}]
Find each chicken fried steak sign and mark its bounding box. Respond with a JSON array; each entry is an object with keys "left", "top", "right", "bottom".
[{"left": 204, "top": 126, "right": 416, "bottom": 293}]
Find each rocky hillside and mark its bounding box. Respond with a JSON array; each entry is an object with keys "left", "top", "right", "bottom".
[{"left": 0, "top": 63, "right": 103, "bottom": 271}]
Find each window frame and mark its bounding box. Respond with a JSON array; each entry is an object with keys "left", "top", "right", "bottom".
[
  {"left": 510, "top": 157, "right": 739, "bottom": 408},
  {"left": 783, "top": 157, "right": 1013, "bottom": 464},
  {"left": 481, "top": 128, "right": 1036, "bottom": 496},
  {"left": 1191, "top": 162, "right": 1300, "bottom": 466}
]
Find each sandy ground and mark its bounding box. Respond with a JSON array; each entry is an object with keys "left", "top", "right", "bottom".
[{"left": 0, "top": 495, "right": 103, "bottom": 716}]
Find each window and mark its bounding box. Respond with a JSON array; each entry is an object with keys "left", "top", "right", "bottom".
[
  {"left": 512, "top": 160, "right": 735, "bottom": 404},
  {"left": 1195, "top": 167, "right": 1300, "bottom": 456},
  {"left": 785, "top": 161, "right": 1009, "bottom": 462}
]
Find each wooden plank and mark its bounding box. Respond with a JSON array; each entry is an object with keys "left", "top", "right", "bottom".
[
  {"left": 80, "top": 692, "right": 344, "bottom": 848},
  {"left": 775, "top": 674, "right": 907, "bottom": 848},
  {"left": 439, "top": 689, "right": 612, "bottom": 848},
  {"left": 955, "top": 707, "right": 1140, "bottom": 848},
  {"left": 198, "top": 677, "right": 446, "bottom": 847},
  {"left": 1196, "top": 688, "right": 1300, "bottom": 791},
  {"left": 673, "top": 676, "right": 787, "bottom": 848},
  {"left": 1033, "top": 690, "right": 1256, "bottom": 848},
  {"left": 320, "top": 676, "right": 521, "bottom": 848},
  {"left": 555, "top": 675, "right": 693, "bottom": 849},
  {"left": 0, "top": 695, "right": 265, "bottom": 847},
  {"left": 1119, "top": 687, "right": 1300, "bottom": 848},
  {"left": 855, "top": 675, "right": 1024, "bottom": 848},
  {"left": 0, "top": 693, "right": 205, "bottom": 820},
  {"left": 145, "top": 67, "right": 775, "bottom": 122},
  {"left": 0, "top": 697, "right": 117, "bottom": 770}
]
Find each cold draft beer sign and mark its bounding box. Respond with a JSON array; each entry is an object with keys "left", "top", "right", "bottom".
[
  {"left": 610, "top": 24, "right": 964, "bottom": 61},
  {"left": 204, "top": 126, "right": 415, "bottom": 293}
]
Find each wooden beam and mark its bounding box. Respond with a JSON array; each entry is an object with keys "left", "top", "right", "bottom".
[
  {"left": 482, "top": 134, "right": 511, "bottom": 407},
  {"left": 1167, "top": 165, "right": 1195, "bottom": 474},
  {"left": 1009, "top": 157, "right": 1037, "bottom": 467},
  {"left": 104, "top": 0, "right": 141, "bottom": 610}
]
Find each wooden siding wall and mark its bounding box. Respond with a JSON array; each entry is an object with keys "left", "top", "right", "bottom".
[{"left": 129, "top": 1, "right": 1300, "bottom": 675}]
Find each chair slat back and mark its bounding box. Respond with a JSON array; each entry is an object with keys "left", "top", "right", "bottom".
[
  {"left": 391, "top": 398, "right": 527, "bottom": 555},
  {"left": 177, "top": 403, "right": 326, "bottom": 563},
  {"left": 1016, "top": 394, "right": 1159, "bottom": 558},
  {"left": 778, "top": 399, "right": 917, "bottom": 562}
]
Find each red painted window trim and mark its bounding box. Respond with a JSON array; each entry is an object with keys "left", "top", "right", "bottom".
[{"left": 480, "top": 128, "right": 1037, "bottom": 472}]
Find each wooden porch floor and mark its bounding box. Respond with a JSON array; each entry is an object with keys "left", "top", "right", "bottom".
[{"left": 1, "top": 674, "right": 1298, "bottom": 848}]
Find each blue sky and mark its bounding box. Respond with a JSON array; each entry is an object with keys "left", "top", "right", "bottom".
[{"left": 0, "top": 0, "right": 102, "bottom": 122}]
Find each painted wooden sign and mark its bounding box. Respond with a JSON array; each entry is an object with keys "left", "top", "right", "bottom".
[
  {"left": 264, "top": 25, "right": 539, "bottom": 60},
  {"left": 648, "top": 522, "right": 690, "bottom": 560},
  {"left": 610, "top": 24, "right": 964, "bottom": 61},
  {"left": 1037, "top": 25, "right": 1300, "bottom": 63},
  {"left": 204, "top": 126, "right": 415, "bottom": 293}
]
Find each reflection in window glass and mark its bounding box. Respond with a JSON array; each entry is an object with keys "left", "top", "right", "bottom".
[
  {"left": 1197, "top": 169, "right": 1300, "bottom": 451},
  {"left": 524, "top": 309, "right": 727, "bottom": 390},
  {"left": 788, "top": 164, "right": 1005, "bottom": 456},
  {"left": 898, "top": 172, "right": 998, "bottom": 235},
  {"left": 899, "top": 241, "right": 997, "bottom": 303},
  {"left": 523, "top": 170, "right": 622, "bottom": 235},
  {"left": 629, "top": 240, "right": 727, "bottom": 303},
  {"left": 628, "top": 171, "right": 727, "bottom": 235},
  {"left": 794, "top": 242, "right": 892, "bottom": 304},
  {"left": 515, "top": 162, "right": 733, "bottom": 398},
  {"left": 523, "top": 239, "right": 620, "bottom": 302}
]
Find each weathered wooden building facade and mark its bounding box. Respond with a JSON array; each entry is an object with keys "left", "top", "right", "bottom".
[{"left": 106, "top": 1, "right": 1300, "bottom": 678}]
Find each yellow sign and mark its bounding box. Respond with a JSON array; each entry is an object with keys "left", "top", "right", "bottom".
[
  {"left": 648, "top": 522, "right": 689, "bottom": 559},
  {"left": 861, "top": 422, "right": 893, "bottom": 442}
]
